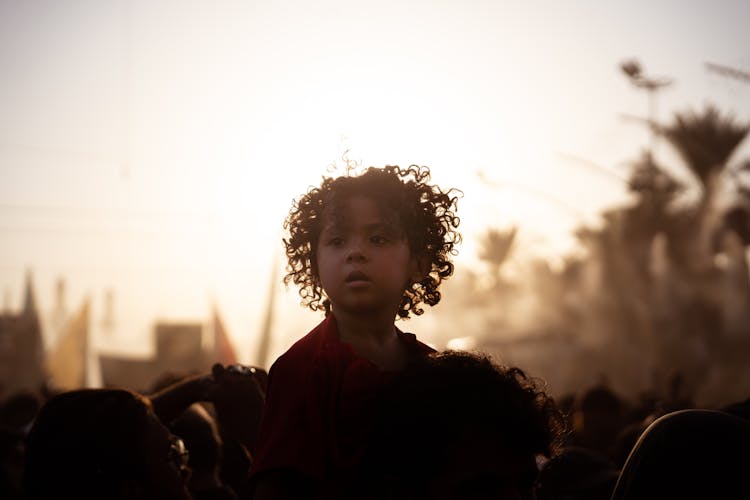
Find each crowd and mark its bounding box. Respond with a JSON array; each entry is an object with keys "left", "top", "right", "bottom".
[
  {"left": 2, "top": 164, "right": 749, "bottom": 498},
  {"left": 2, "top": 357, "right": 749, "bottom": 499}
]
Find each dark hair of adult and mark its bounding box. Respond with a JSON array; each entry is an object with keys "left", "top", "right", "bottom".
[
  {"left": 23, "top": 388, "right": 180, "bottom": 500},
  {"left": 363, "top": 350, "right": 566, "bottom": 495}
]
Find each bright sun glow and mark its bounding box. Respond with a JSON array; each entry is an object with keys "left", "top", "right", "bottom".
[{"left": 2, "top": 0, "right": 748, "bottom": 362}]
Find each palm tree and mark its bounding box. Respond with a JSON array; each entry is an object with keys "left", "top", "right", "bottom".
[
  {"left": 658, "top": 104, "right": 750, "bottom": 272},
  {"left": 478, "top": 226, "right": 517, "bottom": 289},
  {"left": 660, "top": 104, "right": 749, "bottom": 192}
]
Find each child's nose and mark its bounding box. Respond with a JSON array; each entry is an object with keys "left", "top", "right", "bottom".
[{"left": 346, "top": 243, "right": 367, "bottom": 263}]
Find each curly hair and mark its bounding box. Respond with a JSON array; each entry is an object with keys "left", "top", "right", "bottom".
[
  {"left": 283, "top": 164, "right": 461, "bottom": 319},
  {"left": 358, "top": 350, "right": 566, "bottom": 498},
  {"left": 378, "top": 350, "right": 565, "bottom": 458},
  {"left": 358, "top": 350, "right": 566, "bottom": 496}
]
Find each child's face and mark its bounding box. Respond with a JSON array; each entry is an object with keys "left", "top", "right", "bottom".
[{"left": 316, "top": 195, "right": 422, "bottom": 318}]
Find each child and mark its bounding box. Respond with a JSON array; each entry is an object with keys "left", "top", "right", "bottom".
[{"left": 250, "top": 164, "right": 461, "bottom": 498}]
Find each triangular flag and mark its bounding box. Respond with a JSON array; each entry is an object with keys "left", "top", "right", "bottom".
[
  {"left": 47, "top": 299, "right": 89, "bottom": 390},
  {"left": 213, "top": 305, "right": 238, "bottom": 365},
  {"left": 255, "top": 251, "right": 279, "bottom": 369}
]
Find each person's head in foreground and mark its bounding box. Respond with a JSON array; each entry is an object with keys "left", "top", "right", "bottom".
[
  {"left": 23, "top": 388, "right": 192, "bottom": 500},
  {"left": 610, "top": 408, "right": 750, "bottom": 500},
  {"left": 284, "top": 164, "right": 461, "bottom": 320},
  {"left": 364, "top": 350, "right": 566, "bottom": 499}
]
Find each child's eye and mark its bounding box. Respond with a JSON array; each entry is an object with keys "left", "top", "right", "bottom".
[
  {"left": 370, "top": 235, "right": 389, "bottom": 245},
  {"left": 328, "top": 237, "right": 345, "bottom": 247}
]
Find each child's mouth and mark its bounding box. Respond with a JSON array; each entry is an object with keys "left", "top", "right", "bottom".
[{"left": 345, "top": 271, "right": 370, "bottom": 283}]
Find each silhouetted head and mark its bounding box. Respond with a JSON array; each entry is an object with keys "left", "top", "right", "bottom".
[
  {"left": 573, "top": 384, "right": 624, "bottom": 454},
  {"left": 537, "top": 446, "right": 620, "bottom": 500},
  {"left": 283, "top": 164, "right": 461, "bottom": 319},
  {"left": 721, "top": 397, "right": 750, "bottom": 421},
  {"left": 171, "top": 404, "right": 222, "bottom": 486},
  {"left": 23, "top": 388, "right": 192, "bottom": 500},
  {"left": 0, "top": 390, "right": 42, "bottom": 431},
  {"left": 364, "top": 350, "right": 565, "bottom": 499},
  {"left": 0, "top": 427, "right": 25, "bottom": 499},
  {"left": 611, "top": 409, "right": 750, "bottom": 499},
  {"left": 578, "top": 385, "right": 622, "bottom": 417}
]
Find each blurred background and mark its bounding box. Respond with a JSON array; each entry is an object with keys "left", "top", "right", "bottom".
[{"left": 1, "top": 0, "right": 749, "bottom": 408}]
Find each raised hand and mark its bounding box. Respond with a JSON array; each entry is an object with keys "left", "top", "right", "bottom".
[{"left": 209, "top": 363, "right": 267, "bottom": 453}]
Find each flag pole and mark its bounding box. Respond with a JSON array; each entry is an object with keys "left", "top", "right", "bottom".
[{"left": 254, "top": 248, "right": 279, "bottom": 369}]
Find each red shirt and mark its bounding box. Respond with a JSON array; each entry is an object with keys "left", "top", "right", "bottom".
[{"left": 250, "top": 314, "right": 434, "bottom": 490}]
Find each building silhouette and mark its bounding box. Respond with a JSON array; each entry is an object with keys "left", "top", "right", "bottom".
[
  {"left": 0, "top": 271, "right": 46, "bottom": 398},
  {"left": 99, "top": 305, "right": 237, "bottom": 393},
  {"left": 0, "top": 271, "right": 239, "bottom": 398}
]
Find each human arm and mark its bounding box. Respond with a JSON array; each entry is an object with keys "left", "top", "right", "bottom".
[
  {"left": 148, "top": 372, "right": 215, "bottom": 425},
  {"left": 210, "top": 363, "right": 266, "bottom": 454},
  {"left": 148, "top": 363, "right": 267, "bottom": 453}
]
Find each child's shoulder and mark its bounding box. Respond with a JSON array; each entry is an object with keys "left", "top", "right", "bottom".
[
  {"left": 396, "top": 328, "right": 436, "bottom": 356},
  {"left": 276, "top": 320, "right": 324, "bottom": 357},
  {"left": 269, "top": 317, "right": 333, "bottom": 370}
]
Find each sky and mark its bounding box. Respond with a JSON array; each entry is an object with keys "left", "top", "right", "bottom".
[{"left": 1, "top": 0, "right": 749, "bottom": 365}]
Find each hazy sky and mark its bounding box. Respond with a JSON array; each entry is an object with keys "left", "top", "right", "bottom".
[{"left": 1, "top": 0, "right": 749, "bottom": 363}]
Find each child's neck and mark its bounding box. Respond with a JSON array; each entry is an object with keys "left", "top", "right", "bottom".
[
  {"left": 333, "top": 309, "right": 407, "bottom": 371},
  {"left": 334, "top": 309, "right": 395, "bottom": 344}
]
